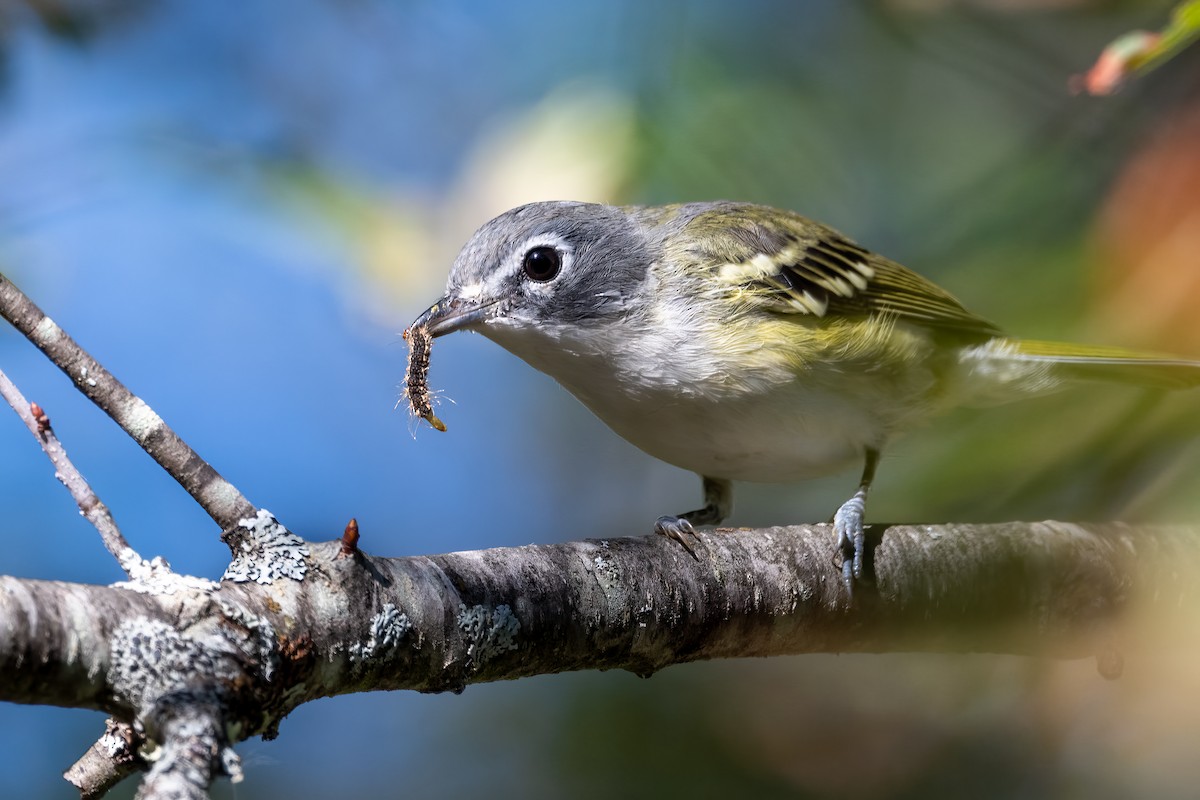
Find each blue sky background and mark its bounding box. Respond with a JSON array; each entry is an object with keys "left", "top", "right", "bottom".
[{"left": 3, "top": 1, "right": 1200, "bottom": 797}]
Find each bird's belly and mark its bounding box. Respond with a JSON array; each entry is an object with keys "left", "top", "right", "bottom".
[
  {"left": 570, "top": 382, "right": 879, "bottom": 483},
  {"left": 482, "top": 318, "right": 921, "bottom": 483}
]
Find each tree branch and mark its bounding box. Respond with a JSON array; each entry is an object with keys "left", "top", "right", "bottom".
[
  {"left": 265, "top": 520, "right": 1167, "bottom": 694},
  {"left": 0, "top": 368, "right": 143, "bottom": 574},
  {"left": 1, "top": 515, "right": 1193, "bottom": 795},
  {"left": 4, "top": 520, "right": 1190, "bottom": 714},
  {"left": 0, "top": 272, "right": 257, "bottom": 543},
  {"left": 64, "top": 720, "right": 145, "bottom": 800}
]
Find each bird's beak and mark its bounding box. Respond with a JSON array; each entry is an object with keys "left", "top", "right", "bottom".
[{"left": 407, "top": 294, "right": 500, "bottom": 338}]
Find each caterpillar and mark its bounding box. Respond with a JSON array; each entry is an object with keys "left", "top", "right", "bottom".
[{"left": 402, "top": 324, "right": 447, "bottom": 432}]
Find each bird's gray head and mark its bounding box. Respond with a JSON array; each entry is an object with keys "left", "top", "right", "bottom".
[{"left": 409, "top": 201, "right": 653, "bottom": 342}]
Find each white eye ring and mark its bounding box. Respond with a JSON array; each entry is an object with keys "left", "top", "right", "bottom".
[{"left": 512, "top": 235, "right": 572, "bottom": 291}]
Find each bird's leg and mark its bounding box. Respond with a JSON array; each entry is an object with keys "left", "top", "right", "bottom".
[
  {"left": 654, "top": 476, "right": 732, "bottom": 559},
  {"left": 834, "top": 447, "right": 880, "bottom": 594}
]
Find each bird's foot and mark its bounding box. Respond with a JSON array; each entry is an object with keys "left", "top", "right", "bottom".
[
  {"left": 833, "top": 491, "right": 867, "bottom": 595},
  {"left": 654, "top": 515, "right": 701, "bottom": 560},
  {"left": 653, "top": 477, "right": 729, "bottom": 561}
]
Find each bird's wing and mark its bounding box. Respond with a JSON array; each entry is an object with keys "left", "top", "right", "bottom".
[{"left": 688, "top": 204, "right": 1002, "bottom": 339}]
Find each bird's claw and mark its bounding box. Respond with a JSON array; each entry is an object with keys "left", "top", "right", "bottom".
[
  {"left": 833, "top": 494, "right": 866, "bottom": 595},
  {"left": 654, "top": 515, "right": 701, "bottom": 560}
]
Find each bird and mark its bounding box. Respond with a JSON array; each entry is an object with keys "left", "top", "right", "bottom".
[{"left": 408, "top": 200, "right": 1200, "bottom": 591}]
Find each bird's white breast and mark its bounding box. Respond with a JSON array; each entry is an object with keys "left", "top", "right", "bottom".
[{"left": 480, "top": 307, "right": 915, "bottom": 483}]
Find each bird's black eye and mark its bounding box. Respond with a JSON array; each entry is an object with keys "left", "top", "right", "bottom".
[{"left": 522, "top": 246, "right": 562, "bottom": 282}]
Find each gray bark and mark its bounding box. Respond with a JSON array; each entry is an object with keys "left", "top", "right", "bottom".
[{"left": 3, "top": 521, "right": 1189, "bottom": 715}]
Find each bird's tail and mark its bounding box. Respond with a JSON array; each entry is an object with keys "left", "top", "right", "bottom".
[
  {"left": 1006, "top": 339, "right": 1200, "bottom": 390},
  {"left": 956, "top": 338, "right": 1200, "bottom": 407}
]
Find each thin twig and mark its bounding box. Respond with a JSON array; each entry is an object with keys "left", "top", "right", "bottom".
[
  {"left": 0, "top": 367, "right": 142, "bottom": 575},
  {"left": 63, "top": 719, "right": 145, "bottom": 800},
  {"left": 0, "top": 272, "right": 258, "bottom": 545}
]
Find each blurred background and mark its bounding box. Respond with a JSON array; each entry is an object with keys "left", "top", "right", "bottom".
[{"left": 2, "top": 0, "right": 1200, "bottom": 797}]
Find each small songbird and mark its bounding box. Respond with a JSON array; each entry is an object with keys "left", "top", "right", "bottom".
[{"left": 409, "top": 201, "right": 1200, "bottom": 589}]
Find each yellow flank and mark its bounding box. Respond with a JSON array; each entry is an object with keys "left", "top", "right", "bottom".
[{"left": 710, "top": 307, "right": 927, "bottom": 383}]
